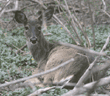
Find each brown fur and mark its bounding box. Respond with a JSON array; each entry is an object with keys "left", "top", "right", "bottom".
[
  {"left": 42, "top": 46, "right": 89, "bottom": 83},
  {"left": 14, "top": 7, "right": 93, "bottom": 86}
]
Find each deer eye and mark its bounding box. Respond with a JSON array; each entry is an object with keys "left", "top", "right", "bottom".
[
  {"left": 38, "top": 26, "right": 41, "bottom": 30},
  {"left": 25, "top": 25, "right": 29, "bottom": 30}
]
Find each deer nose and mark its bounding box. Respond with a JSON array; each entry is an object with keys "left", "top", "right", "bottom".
[{"left": 30, "top": 37, "right": 38, "bottom": 44}]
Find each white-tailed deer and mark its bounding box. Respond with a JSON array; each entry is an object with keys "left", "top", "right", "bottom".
[{"left": 14, "top": 6, "right": 93, "bottom": 86}]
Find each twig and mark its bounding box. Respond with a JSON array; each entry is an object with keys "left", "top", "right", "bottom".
[
  {"left": 55, "top": 0, "right": 80, "bottom": 44},
  {"left": 63, "top": 0, "right": 83, "bottom": 45},
  {"left": 4, "top": 0, "right": 18, "bottom": 12},
  {"left": 88, "top": 0, "right": 95, "bottom": 49},
  {"left": 0, "top": 58, "right": 74, "bottom": 88},
  {"left": 0, "top": 0, "right": 10, "bottom": 17},
  {"left": 67, "top": 1, "right": 91, "bottom": 47},
  {"left": 53, "top": 15, "right": 80, "bottom": 45},
  {"left": 102, "top": 10, "right": 110, "bottom": 18},
  {"left": 28, "top": 86, "right": 56, "bottom": 96},
  {"left": 0, "top": 40, "right": 17, "bottom": 55},
  {"left": 11, "top": 43, "right": 24, "bottom": 53},
  {"left": 26, "top": 76, "right": 75, "bottom": 94},
  {"left": 16, "top": 44, "right": 27, "bottom": 54},
  {"left": 0, "top": 82, "right": 36, "bottom": 91},
  {"left": 33, "top": 81, "right": 76, "bottom": 88},
  {"left": 79, "top": 0, "right": 86, "bottom": 31},
  {"left": 0, "top": 0, "right": 18, "bottom": 16},
  {"left": 102, "top": 0, "right": 106, "bottom": 10},
  {"left": 60, "top": 75, "right": 73, "bottom": 89},
  {"left": 100, "top": 34, "right": 110, "bottom": 52},
  {"left": 101, "top": 0, "right": 110, "bottom": 18}
]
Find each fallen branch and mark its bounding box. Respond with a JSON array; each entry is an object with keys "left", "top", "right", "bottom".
[
  {"left": 91, "top": 60, "right": 110, "bottom": 73},
  {"left": 54, "top": 41, "right": 106, "bottom": 56},
  {"left": 62, "top": 75, "right": 110, "bottom": 96},
  {"left": 0, "top": 58, "right": 74, "bottom": 88},
  {"left": 32, "top": 81, "right": 76, "bottom": 88},
  {"left": 0, "top": 82, "right": 36, "bottom": 92},
  {"left": 28, "top": 86, "right": 56, "bottom": 96}
]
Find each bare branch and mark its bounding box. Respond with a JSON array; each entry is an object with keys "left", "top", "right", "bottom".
[
  {"left": 63, "top": 0, "right": 83, "bottom": 45},
  {"left": 60, "top": 75, "right": 73, "bottom": 89},
  {"left": 102, "top": 0, "right": 106, "bottom": 10},
  {"left": 4, "top": 0, "right": 18, "bottom": 12},
  {"left": 0, "top": 0, "right": 11, "bottom": 17},
  {"left": 54, "top": 41, "right": 106, "bottom": 56},
  {"left": 62, "top": 75, "right": 110, "bottom": 96},
  {"left": 92, "top": 60, "right": 110, "bottom": 73},
  {"left": 102, "top": 10, "right": 110, "bottom": 18},
  {"left": 0, "top": 0, "right": 18, "bottom": 17},
  {"left": 28, "top": 86, "right": 56, "bottom": 96},
  {"left": 88, "top": 0, "right": 95, "bottom": 49},
  {"left": 0, "top": 58, "right": 74, "bottom": 88}
]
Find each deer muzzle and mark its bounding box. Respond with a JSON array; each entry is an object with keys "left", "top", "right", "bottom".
[{"left": 30, "top": 36, "right": 38, "bottom": 44}]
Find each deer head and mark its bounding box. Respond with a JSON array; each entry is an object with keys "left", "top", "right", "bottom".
[{"left": 14, "top": 6, "right": 54, "bottom": 45}]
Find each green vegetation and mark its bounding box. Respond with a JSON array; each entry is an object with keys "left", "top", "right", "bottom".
[{"left": 0, "top": 25, "right": 110, "bottom": 95}]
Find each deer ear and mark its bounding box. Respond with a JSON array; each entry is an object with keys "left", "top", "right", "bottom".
[
  {"left": 38, "top": 6, "right": 54, "bottom": 21},
  {"left": 14, "top": 11, "right": 27, "bottom": 25},
  {"left": 45, "top": 6, "right": 54, "bottom": 20}
]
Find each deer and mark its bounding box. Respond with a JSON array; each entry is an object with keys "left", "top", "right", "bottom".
[{"left": 14, "top": 6, "right": 94, "bottom": 87}]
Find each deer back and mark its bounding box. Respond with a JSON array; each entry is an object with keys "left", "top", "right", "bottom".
[{"left": 14, "top": 6, "right": 93, "bottom": 86}]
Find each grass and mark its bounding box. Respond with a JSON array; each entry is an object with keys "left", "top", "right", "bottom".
[{"left": 0, "top": 25, "right": 110, "bottom": 95}]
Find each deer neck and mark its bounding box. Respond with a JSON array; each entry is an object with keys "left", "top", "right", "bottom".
[{"left": 26, "top": 33, "right": 55, "bottom": 62}]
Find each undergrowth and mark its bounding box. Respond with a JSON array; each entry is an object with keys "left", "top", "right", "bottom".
[{"left": 0, "top": 25, "right": 110, "bottom": 96}]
